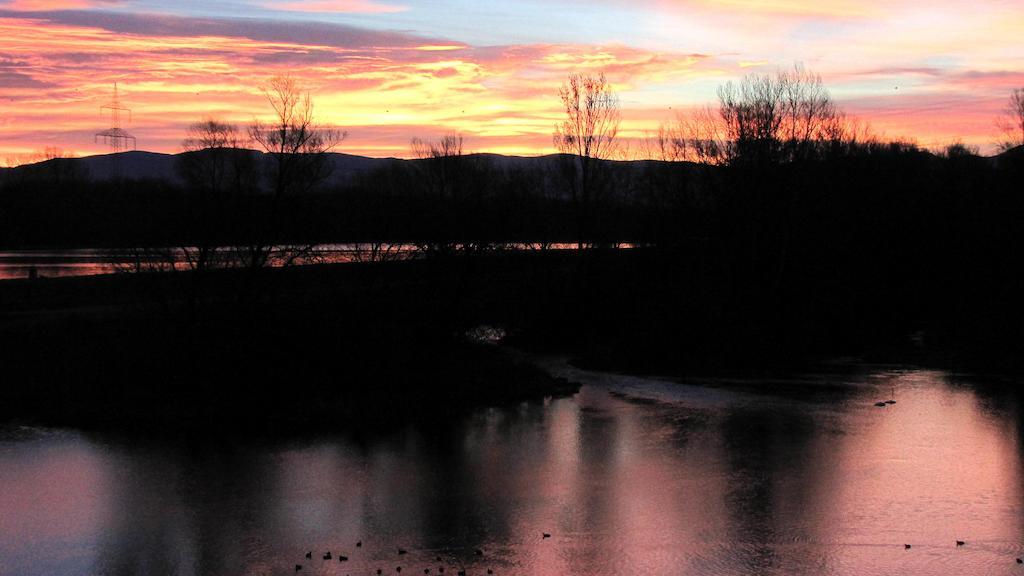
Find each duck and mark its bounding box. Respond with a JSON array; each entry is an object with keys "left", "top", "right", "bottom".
[
  {"left": 1016, "top": 557, "right": 1022, "bottom": 564},
  {"left": 905, "top": 544, "right": 911, "bottom": 549},
  {"left": 874, "top": 402, "right": 887, "bottom": 407},
  {"left": 475, "top": 549, "right": 484, "bottom": 556},
  {"left": 357, "top": 541, "right": 363, "bottom": 548},
  {"left": 305, "top": 552, "right": 312, "bottom": 559},
  {"left": 295, "top": 565, "right": 303, "bottom": 572},
  {"left": 399, "top": 549, "right": 408, "bottom": 555},
  {"left": 542, "top": 533, "right": 551, "bottom": 539},
  {"left": 397, "top": 567, "right": 402, "bottom": 573},
  {"left": 324, "top": 552, "right": 332, "bottom": 560},
  {"left": 339, "top": 555, "right": 348, "bottom": 562},
  {"left": 957, "top": 540, "right": 966, "bottom": 546}
]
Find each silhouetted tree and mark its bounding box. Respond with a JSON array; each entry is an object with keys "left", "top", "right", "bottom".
[
  {"left": 244, "top": 75, "right": 346, "bottom": 269},
  {"left": 2, "top": 147, "right": 88, "bottom": 188},
  {"left": 40, "top": 147, "right": 88, "bottom": 185},
  {"left": 716, "top": 65, "right": 845, "bottom": 166},
  {"left": 997, "top": 88, "right": 1024, "bottom": 152},
  {"left": 943, "top": 141, "right": 981, "bottom": 159},
  {"left": 553, "top": 72, "right": 620, "bottom": 248},
  {"left": 411, "top": 133, "right": 494, "bottom": 255},
  {"left": 658, "top": 67, "right": 869, "bottom": 296},
  {"left": 634, "top": 123, "right": 700, "bottom": 246},
  {"left": 412, "top": 133, "right": 463, "bottom": 256},
  {"left": 345, "top": 159, "right": 418, "bottom": 260},
  {"left": 412, "top": 133, "right": 465, "bottom": 199},
  {"left": 177, "top": 119, "right": 251, "bottom": 271},
  {"left": 172, "top": 119, "right": 258, "bottom": 310}
]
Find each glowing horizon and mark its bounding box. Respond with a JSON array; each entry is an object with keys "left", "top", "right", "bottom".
[{"left": 1, "top": 0, "right": 1021, "bottom": 165}]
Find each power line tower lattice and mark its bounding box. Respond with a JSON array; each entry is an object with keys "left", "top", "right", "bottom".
[{"left": 94, "top": 83, "right": 136, "bottom": 152}]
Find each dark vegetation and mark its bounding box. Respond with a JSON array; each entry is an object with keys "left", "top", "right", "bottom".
[
  {"left": 1, "top": 70, "right": 1023, "bottom": 430},
  {"left": 0, "top": 260, "right": 581, "bottom": 432}
]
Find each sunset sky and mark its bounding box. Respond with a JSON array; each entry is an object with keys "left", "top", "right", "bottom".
[{"left": 0, "top": 0, "right": 1021, "bottom": 162}]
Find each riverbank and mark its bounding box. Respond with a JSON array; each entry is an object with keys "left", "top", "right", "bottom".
[
  {"left": 0, "top": 256, "right": 586, "bottom": 432},
  {"left": 1, "top": 249, "right": 1021, "bottom": 431}
]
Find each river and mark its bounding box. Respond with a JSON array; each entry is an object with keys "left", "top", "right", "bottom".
[
  {"left": 1, "top": 360, "right": 1022, "bottom": 576},
  {"left": 0, "top": 244, "right": 604, "bottom": 280}
]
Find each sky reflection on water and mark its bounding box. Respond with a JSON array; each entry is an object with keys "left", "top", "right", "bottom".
[{"left": 1, "top": 364, "right": 1023, "bottom": 576}]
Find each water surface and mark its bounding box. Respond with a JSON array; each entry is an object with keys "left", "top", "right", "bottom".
[
  {"left": 0, "top": 244, "right": 608, "bottom": 280},
  {"left": 2, "top": 362, "right": 1022, "bottom": 576}
]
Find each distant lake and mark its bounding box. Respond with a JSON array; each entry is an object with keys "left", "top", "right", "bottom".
[
  {"left": 0, "top": 244, "right": 615, "bottom": 280},
  {"left": 2, "top": 361, "right": 1022, "bottom": 576}
]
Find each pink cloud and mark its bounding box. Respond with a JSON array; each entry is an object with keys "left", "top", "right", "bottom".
[
  {"left": 0, "top": 0, "right": 116, "bottom": 8},
  {"left": 0, "top": 6, "right": 1018, "bottom": 159}
]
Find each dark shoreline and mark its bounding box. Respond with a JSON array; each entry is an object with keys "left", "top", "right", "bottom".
[{"left": 2, "top": 249, "right": 1022, "bottom": 433}]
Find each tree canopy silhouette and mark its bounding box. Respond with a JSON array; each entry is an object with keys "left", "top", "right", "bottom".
[
  {"left": 997, "top": 88, "right": 1024, "bottom": 152},
  {"left": 244, "top": 75, "right": 346, "bottom": 269},
  {"left": 715, "top": 65, "right": 850, "bottom": 166},
  {"left": 177, "top": 119, "right": 254, "bottom": 272},
  {"left": 553, "top": 72, "right": 620, "bottom": 248}
]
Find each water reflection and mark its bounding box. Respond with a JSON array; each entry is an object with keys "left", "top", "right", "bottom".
[
  {"left": 0, "top": 244, "right": 637, "bottom": 280},
  {"left": 1, "top": 366, "right": 1023, "bottom": 576}
]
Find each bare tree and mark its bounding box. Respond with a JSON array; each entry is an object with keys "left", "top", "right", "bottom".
[
  {"left": 652, "top": 106, "right": 728, "bottom": 166},
  {"left": 183, "top": 118, "right": 245, "bottom": 155},
  {"left": 410, "top": 133, "right": 493, "bottom": 255},
  {"left": 715, "top": 65, "right": 845, "bottom": 166},
  {"left": 997, "top": 88, "right": 1024, "bottom": 152},
  {"left": 642, "top": 122, "right": 687, "bottom": 164},
  {"left": 177, "top": 119, "right": 249, "bottom": 273},
  {"left": 244, "top": 75, "right": 346, "bottom": 269},
  {"left": 1, "top": 147, "right": 88, "bottom": 187},
  {"left": 658, "top": 66, "right": 865, "bottom": 293},
  {"left": 943, "top": 141, "right": 980, "bottom": 158},
  {"left": 553, "top": 72, "right": 621, "bottom": 248},
  {"left": 348, "top": 241, "right": 405, "bottom": 263},
  {"left": 411, "top": 134, "right": 463, "bottom": 259},
  {"left": 411, "top": 132, "right": 466, "bottom": 205},
  {"left": 113, "top": 120, "right": 255, "bottom": 294}
]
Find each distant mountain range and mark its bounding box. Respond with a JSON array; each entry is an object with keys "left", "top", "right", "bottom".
[
  {"left": 0, "top": 150, "right": 393, "bottom": 187},
  {"left": 2, "top": 146, "right": 1020, "bottom": 189},
  {"left": 0, "top": 150, "right": 582, "bottom": 188}
]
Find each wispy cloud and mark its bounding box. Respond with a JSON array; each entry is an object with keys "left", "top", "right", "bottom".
[
  {"left": 0, "top": 0, "right": 118, "bottom": 9},
  {"left": 262, "top": 0, "right": 407, "bottom": 13}
]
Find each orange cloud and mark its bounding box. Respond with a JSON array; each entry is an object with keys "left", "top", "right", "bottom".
[
  {"left": 0, "top": 9, "right": 731, "bottom": 159},
  {"left": 0, "top": 6, "right": 1018, "bottom": 161}
]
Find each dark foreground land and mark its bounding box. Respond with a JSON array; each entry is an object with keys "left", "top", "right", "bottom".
[
  {"left": 0, "top": 256, "right": 582, "bottom": 432},
  {"left": 3, "top": 246, "right": 1023, "bottom": 432}
]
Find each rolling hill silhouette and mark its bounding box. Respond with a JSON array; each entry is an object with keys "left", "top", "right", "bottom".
[
  {"left": 0, "top": 149, "right": 683, "bottom": 190},
  {"left": 0, "top": 150, "right": 395, "bottom": 186},
  {"left": 3, "top": 145, "right": 1017, "bottom": 190}
]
